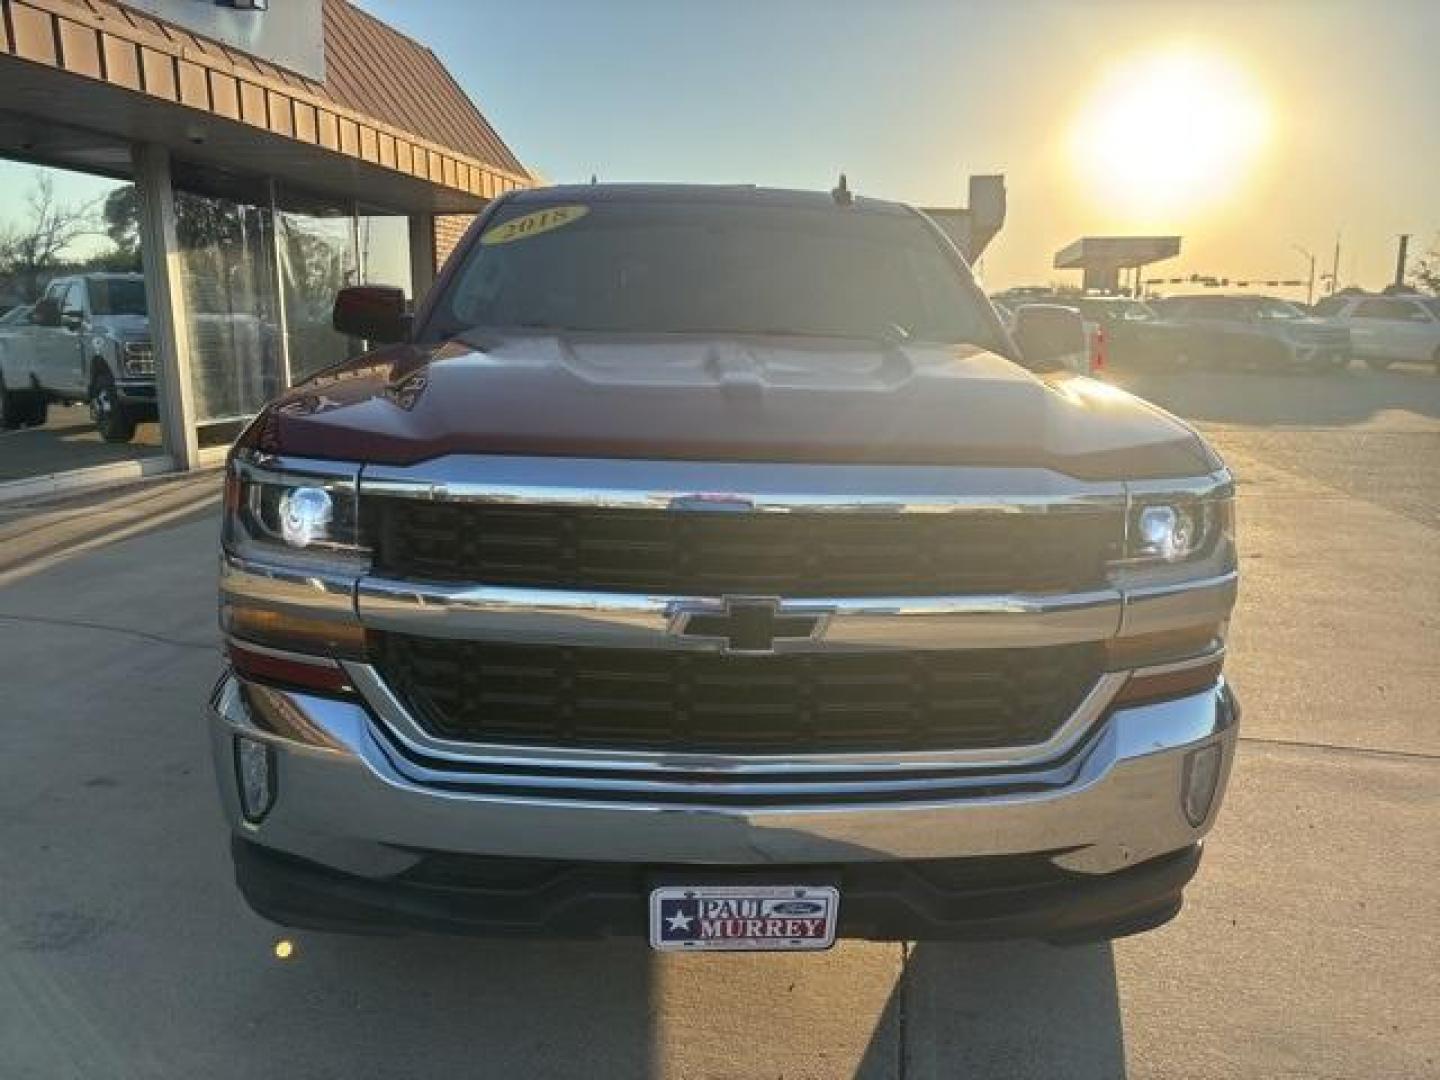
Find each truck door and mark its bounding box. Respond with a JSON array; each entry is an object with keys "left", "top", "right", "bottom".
[
  {"left": 1185, "top": 299, "right": 1231, "bottom": 366},
  {"left": 28, "top": 281, "right": 72, "bottom": 392},
  {"left": 53, "top": 279, "right": 91, "bottom": 395}
]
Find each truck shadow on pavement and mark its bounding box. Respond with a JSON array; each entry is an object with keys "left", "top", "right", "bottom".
[
  {"left": 240, "top": 933, "right": 661, "bottom": 1077},
  {"left": 856, "top": 940, "right": 1124, "bottom": 1079},
  {"left": 230, "top": 932, "right": 1123, "bottom": 1079}
]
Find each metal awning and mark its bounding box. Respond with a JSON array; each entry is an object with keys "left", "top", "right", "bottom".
[
  {"left": 1054, "top": 236, "right": 1181, "bottom": 271},
  {"left": 0, "top": 0, "right": 530, "bottom": 213}
]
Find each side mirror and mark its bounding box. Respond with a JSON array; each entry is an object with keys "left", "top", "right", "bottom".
[
  {"left": 1013, "top": 304, "right": 1087, "bottom": 369},
  {"left": 333, "top": 285, "right": 409, "bottom": 344},
  {"left": 61, "top": 310, "right": 84, "bottom": 331},
  {"left": 33, "top": 298, "right": 60, "bottom": 327}
]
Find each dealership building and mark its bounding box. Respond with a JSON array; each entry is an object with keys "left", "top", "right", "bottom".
[{"left": 0, "top": 0, "right": 529, "bottom": 494}]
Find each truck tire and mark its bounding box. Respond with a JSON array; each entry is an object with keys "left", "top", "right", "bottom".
[
  {"left": 0, "top": 377, "right": 45, "bottom": 429},
  {"left": 0, "top": 377, "right": 26, "bottom": 429},
  {"left": 90, "top": 369, "right": 137, "bottom": 443}
]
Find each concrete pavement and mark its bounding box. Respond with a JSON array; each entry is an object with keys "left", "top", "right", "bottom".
[
  {"left": 0, "top": 368, "right": 1436, "bottom": 1078},
  {"left": 0, "top": 404, "right": 163, "bottom": 484}
]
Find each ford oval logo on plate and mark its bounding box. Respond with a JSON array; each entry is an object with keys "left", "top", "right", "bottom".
[{"left": 769, "top": 900, "right": 825, "bottom": 916}]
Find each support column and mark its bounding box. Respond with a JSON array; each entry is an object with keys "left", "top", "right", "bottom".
[
  {"left": 131, "top": 143, "right": 199, "bottom": 471},
  {"left": 267, "top": 178, "right": 292, "bottom": 389},
  {"left": 408, "top": 213, "right": 437, "bottom": 305}
]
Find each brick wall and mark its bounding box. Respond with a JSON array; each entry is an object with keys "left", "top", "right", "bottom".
[{"left": 433, "top": 214, "right": 476, "bottom": 273}]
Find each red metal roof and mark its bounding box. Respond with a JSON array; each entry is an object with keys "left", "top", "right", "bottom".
[
  {"left": 320, "top": 0, "right": 525, "bottom": 177},
  {"left": 84, "top": 0, "right": 525, "bottom": 178}
]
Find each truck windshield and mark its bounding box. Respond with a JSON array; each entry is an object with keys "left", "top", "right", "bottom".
[
  {"left": 430, "top": 199, "right": 999, "bottom": 348},
  {"left": 89, "top": 278, "right": 148, "bottom": 317}
]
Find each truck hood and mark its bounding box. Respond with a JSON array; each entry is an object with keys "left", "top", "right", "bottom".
[{"left": 244, "top": 331, "right": 1220, "bottom": 480}]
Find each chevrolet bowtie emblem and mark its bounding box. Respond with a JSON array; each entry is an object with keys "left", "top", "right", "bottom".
[{"left": 671, "top": 597, "right": 827, "bottom": 653}]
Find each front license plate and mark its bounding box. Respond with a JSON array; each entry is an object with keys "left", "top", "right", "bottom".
[{"left": 649, "top": 885, "right": 840, "bottom": 952}]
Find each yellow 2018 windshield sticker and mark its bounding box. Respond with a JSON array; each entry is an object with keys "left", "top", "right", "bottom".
[{"left": 480, "top": 204, "right": 590, "bottom": 246}]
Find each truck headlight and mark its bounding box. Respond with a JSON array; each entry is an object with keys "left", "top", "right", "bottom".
[
  {"left": 1123, "top": 494, "right": 1233, "bottom": 566},
  {"left": 279, "top": 486, "right": 334, "bottom": 549},
  {"left": 1136, "top": 504, "right": 1199, "bottom": 562},
  {"left": 223, "top": 453, "right": 366, "bottom": 562}
]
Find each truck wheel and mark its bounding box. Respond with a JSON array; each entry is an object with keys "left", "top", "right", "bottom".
[
  {"left": 0, "top": 378, "right": 27, "bottom": 430},
  {"left": 90, "top": 370, "right": 137, "bottom": 443},
  {"left": 1364, "top": 357, "right": 1393, "bottom": 372}
]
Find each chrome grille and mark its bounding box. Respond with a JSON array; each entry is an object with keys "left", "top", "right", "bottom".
[
  {"left": 371, "top": 633, "right": 1103, "bottom": 755},
  {"left": 368, "top": 501, "right": 1123, "bottom": 596},
  {"left": 122, "top": 341, "right": 155, "bottom": 376}
]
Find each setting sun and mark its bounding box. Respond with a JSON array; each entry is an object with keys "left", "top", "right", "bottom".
[{"left": 1068, "top": 47, "right": 1273, "bottom": 219}]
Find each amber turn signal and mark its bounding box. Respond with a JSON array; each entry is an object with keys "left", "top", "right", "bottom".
[
  {"left": 1111, "top": 657, "right": 1225, "bottom": 708},
  {"left": 221, "top": 600, "right": 368, "bottom": 659}
]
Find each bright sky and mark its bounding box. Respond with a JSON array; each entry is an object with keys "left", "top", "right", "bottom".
[{"left": 359, "top": 0, "right": 1439, "bottom": 296}]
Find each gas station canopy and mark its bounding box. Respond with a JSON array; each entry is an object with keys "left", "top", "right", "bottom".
[{"left": 1054, "top": 236, "right": 1181, "bottom": 293}]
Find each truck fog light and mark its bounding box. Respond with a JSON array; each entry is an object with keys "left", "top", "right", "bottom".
[
  {"left": 235, "top": 736, "right": 276, "bottom": 823},
  {"left": 278, "top": 486, "right": 333, "bottom": 548},
  {"left": 1181, "top": 743, "right": 1223, "bottom": 827}
]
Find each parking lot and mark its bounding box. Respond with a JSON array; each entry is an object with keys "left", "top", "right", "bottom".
[
  {"left": 0, "top": 404, "right": 163, "bottom": 485},
  {"left": 0, "top": 366, "right": 1436, "bottom": 1079}
]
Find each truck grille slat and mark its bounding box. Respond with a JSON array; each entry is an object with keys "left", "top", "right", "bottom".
[
  {"left": 373, "top": 635, "right": 1102, "bottom": 755},
  {"left": 370, "top": 502, "right": 1121, "bottom": 596}
]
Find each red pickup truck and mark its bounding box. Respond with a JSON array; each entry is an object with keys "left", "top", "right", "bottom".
[{"left": 211, "top": 183, "right": 1238, "bottom": 951}]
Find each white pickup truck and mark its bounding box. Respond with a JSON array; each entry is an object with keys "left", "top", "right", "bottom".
[{"left": 0, "top": 272, "right": 156, "bottom": 440}]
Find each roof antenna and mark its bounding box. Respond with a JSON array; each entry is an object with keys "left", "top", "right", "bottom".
[{"left": 831, "top": 172, "right": 853, "bottom": 206}]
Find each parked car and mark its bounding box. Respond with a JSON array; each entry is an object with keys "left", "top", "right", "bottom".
[
  {"left": 1311, "top": 292, "right": 1440, "bottom": 373},
  {"left": 990, "top": 291, "right": 1108, "bottom": 374},
  {"left": 1149, "top": 294, "right": 1350, "bottom": 373},
  {"left": 213, "top": 183, "right": 1239, "bottom": 950},
  {"left": 0, "top": 273, "right": 157, "bottom": 440},
  {"left": 1065, "top": 296, "right": 1173, "bottom": 368}
]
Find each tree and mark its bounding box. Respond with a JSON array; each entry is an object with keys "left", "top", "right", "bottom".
[
  {"left": 3, "top": 173, "right": 101, "bottom": 299},
  {"left": 105, "top": 183, "right": 255, "bottom": 255},
  {"left": 102, "top": 184, "right": 142, "bottom": 258},
  {"left": 1411, "top": 235, "right": 1440, "bottom": 295}
]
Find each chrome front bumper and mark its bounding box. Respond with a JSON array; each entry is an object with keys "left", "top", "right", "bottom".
[{"left": 208, "top": 670, "right": 1239, "bottom": 880}]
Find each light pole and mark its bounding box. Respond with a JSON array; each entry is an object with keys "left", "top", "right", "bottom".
[{"left": 1292, "top": 245, "right": 1316, "bottom": 307}]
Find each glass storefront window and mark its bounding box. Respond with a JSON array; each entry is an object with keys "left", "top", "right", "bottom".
[
  {"left": 357, "top": 212, "right": 412, "bottom": 292},
  {"left": 0, "top": 157, "right": 165, "bottom": 482},
  {"left": 177, "top": 185, "right": 411, "bottom": 441},
  {"left": 277, "top": 194, "right": 361, "bottom": 384},
  {"left": 3, "top": 149, "right": 416, "bottom": 477},
  {"left": 175, "top": 191, "right": 283, "bottom": 438}
]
